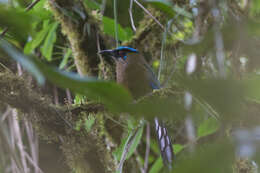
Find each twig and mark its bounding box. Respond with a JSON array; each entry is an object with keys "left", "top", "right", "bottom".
[
  {"left": 1, "top": 106, "right": 11, "bottom": 122},
  {"left": 17, "top": 63, "right": 23, "bottom": 76},
  {"left": 161, "top": 47, "right": 179, "bottom": 88},
  {"left": 134, "top": 0, "right": 164, "bottom": 30},
  {"left": 129, "top": 0, "right": 137, "bottom": 32},
  {"left": 0, "top": 28, "right": 9, "bottom": 38},
  {"left": 53, "top": 86, "right": 59, "bottom": 105},
  {"left": 54, "top": 109, "right": 73, "bottom": 129},
  {"left": 158, "top": 22, "right": 169, "bottom": 80},
  {"left": 117, "top": 126, "right": 140, "bottom": 173},
  {"left": 24, "top": 152, "right": 43, "bottom": 173},
  {"left": 96, "top": 33, "right": 107, "bottom": 79},
  {"left": 211, "top": 0, "right": 226, "bottom": 78},
  {"left": 113, "top": 0, "right": 119, "bottom": 47},
  {"left": 101, "top": 0, "right": 107, "bottom": 15},
  {"left": 11, "top": 109, "right": 29, "bottom": 173},
  {"left": 0, "top": 61, "right": 13, "bottom": 73},
  {"left": 25, "top": 120, "right": 40, "bottom": 173},
  {"left": 25, "top": 0, "right": 41, "bottom": 12},
  {"left": 134, "top": 151, "right": 145, "bottom": 173},
  {"left": 66, "top": 88, "right": 72, "bottom": 104},
  {"left": 104, "top": 113, "right": 128, "bottom": 129},
  {"left": 193, "top": 96, "right": 219, "bottom": 120},
  {"left": 144, "top": 123, "right": 150, "bottom": 172}
]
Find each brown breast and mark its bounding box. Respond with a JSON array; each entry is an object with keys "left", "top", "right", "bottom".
[{"left": 116, "top": 54, "right": 152, "bottom": 99}]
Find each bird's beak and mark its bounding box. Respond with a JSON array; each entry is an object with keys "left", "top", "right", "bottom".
[{"left": 98, "top": 49, "right": 114, "bottom": 57}]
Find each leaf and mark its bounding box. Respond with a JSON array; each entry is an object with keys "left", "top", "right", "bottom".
[
  {"left": 149, "top": 157, "right": 163, "bottom": 173},
  {"left": 172, "top": 5, "right": 192, "bottom": 18},
  {"left": 114, "top": 123, "right": 144, "bottom": 161},
  {"left": 145, "top": 0, "right": 175, "bottom": 18},
  {"left": 149, "top": 144, "right": 184, "bottom": 173},
  {"left": 0, "top": 39, "right": 45, "bottom": 84},
  {"left": 24, "top": 20, "right": 51, "bottom": 54},
  {"left": 0, "top": 5, "right": 33, "bottom": 41},
  {"left": 40, "top": 22, "right": 59, "bottom": 61},
  {"left": 83, "top": 0, "right": 101, "bottom": 10},
  {"left": 36, "top": 63, "right": 132, "bottom": 111},
  {"left": 84, "top": 114, "right": 95, "bottom": 132},
  {"left": 197, "top": 117, "right": 219, "bottom": 138},
  {"left": 244, "top": 75, "right": 260, "bottom": 102},
  {"left": 102, "top": 16, "right": 133, "bottom": 41},
  {"left": 116, "top": 124, "right": 144, "bottom": 172},
  {"left": 250, "top": 0, "right": 260, "bottom": 17},
  {"left": 125, "top": 125, "right": 144, "bottom": 159},
  {"left": 173, "top": 139, "right": 234, "bottom": 173},
  {"left": 73, "top": 93, "right": 86, "bottom": 105},
  {"left": 27, "top": 0, "right": 52, "bottom": 21},
  {"left": 75, "top": 119, "right": 83, "bottom": 131},
  {"left": 59, "top": 48, "right": 72, "bottom": 69},
  {"left": 173, "top": 144, "right": 184, "bottom": 154},
  {"left": 0, "top": 39, "right": 132, "bottom": 112},
  {"left": 128, "top": 95, "right": 185, "bottom": 121},
  {"left": 145, "top": 0, "right": 192, "bottom": 18},
  {"left": 176, "top": 75, "right": 245, "bottom": 118}
]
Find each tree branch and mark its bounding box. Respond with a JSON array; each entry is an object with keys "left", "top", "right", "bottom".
[
  {"left": 48, "top": 0, "right": 101, "bottom": 76},
  {"left": 0, "top": 72, "right": 116, "bottom": 173}
]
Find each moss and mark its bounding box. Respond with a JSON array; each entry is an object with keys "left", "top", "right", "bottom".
[
  {"left": 48, "top": 0, "right": 100, "bottom": 76},
  {"left": 233, "top": 158, "right": 257, "bottom": 173},
  {"left": 61, "top": 111, "right": 117, "bottom": 173}
]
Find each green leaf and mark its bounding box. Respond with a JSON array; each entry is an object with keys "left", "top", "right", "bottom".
[
  {"left": 0, "top": 39, "right": 45, "bottom": 84},
  {"left": 36, "top": 62, "right": 132, "bottom": 111},
  {"left": 172, "top": 5, "right": 192, "bottom": 18},
  {"left": 40, "top": 22, "right": 59, "bottom": 61},
  {"left": 145, "top": 0, "right": 192, "bottom": 18},
  {"left": 27, "top": 0, "right": 52, "bottom": 21},
  {"left": 150, "top": 139, "right": 160, "bottom": 154},
  {"left": 1, "top": 39, "right": 132, "bottom": 112},
  {"left": 125, "top": 125, "right": 144, "bottom": 159},
  {"left": 84, "top": 114, "right": 95, "bottom": 132},
  {"left": 145, "top": 0, "right": 175, "bottom": 18},
  {"left": 0, "top": 5, "right": 33, "bottom": 41},
  {"left": 149, "top": 157, "right": 163, "bottom": 173},
  {"left": 250, "top": 0, "right": 260, "bottom": 17},
  {"left": 73, "top": 93, "right": 86, "bottom": 105},
  {"left": 114, "top": 123, "right": 144, "bottom": 161},
  {"left": 115, "top": 124, "right": 144, "bottom": 172},
  {"left": 75, "top": 119, "right": 82, "bottom": 131},
  {"left": 173, "top": 140, "right": 234, "bottom": 173},
  {"left": 197, "top": 117, "right": 219, "bottom": 138},
  {"left": 24, "top": 20, "right": 51, "bottom": 54},
  {"left": 175, "top": 75, "right": 245, "bottom": 118},
  {"left": 149, "top": 144, "right": 184, "bottom": 173},
  {"left": 83, "top": 0, "right": 101, "bottom": 10},
  {"left": 173, "top": 144, "right": 184, "bottom": 154},
  {"left": 102, "top": 16, "right": 133, "bottom": 41},
  {"left": 243, "top": 75, "right": 260, "bottom": 103},
  {"left": 59, "top": 48, "right": 72, "bottom": 69}
]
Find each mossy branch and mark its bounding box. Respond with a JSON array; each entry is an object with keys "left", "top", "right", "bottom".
[
  {"left": 48, "top": 0, "right": 100, "bottom": 76},
  {"left": 0, "top": 72, "right": 116, "bottom": 173}
]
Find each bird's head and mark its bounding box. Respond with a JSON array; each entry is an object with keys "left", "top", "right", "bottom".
[{"left": 99, "top": 46, "right": 138, "bottom": 61}]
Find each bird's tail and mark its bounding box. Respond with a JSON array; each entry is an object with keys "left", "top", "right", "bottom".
[{"left": 154, "top": 117, "right": 174, "bottom": 169}]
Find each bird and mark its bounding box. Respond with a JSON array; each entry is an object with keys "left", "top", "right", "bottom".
[{"left": 99, "top": 46, "right": 174, "bottom": 168}]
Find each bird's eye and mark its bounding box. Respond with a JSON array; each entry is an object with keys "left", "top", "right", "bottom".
[
  {"left": 117, "top": 51, "right": 127, "bottom": 60},
  {"left": 118, "top": 51, "right": 124, "bottom": 56}
]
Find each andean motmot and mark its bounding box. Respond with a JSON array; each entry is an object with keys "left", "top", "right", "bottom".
[{"left": 99, "top": 46, "right": 174, "bottom": 168}]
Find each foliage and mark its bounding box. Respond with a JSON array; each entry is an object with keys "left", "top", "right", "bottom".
[{"left": 1, "top": 0, "right": 260, "bottom": 173}]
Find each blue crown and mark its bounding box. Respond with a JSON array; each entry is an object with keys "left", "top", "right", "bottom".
[{"left": 115, "top": 46, "right": 138, "bottom": 53}]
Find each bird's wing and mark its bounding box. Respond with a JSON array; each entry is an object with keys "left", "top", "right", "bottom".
[{"left": 137, "top": 56, "right": 161, "bottom": 89}]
